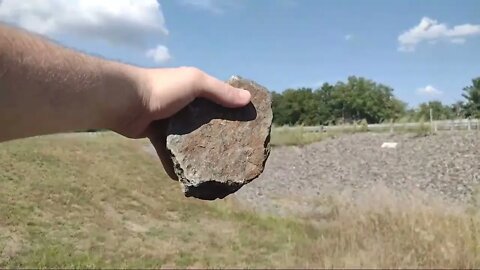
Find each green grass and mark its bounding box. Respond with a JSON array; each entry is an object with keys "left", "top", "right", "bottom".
[
  {"left": 1, "top": 132, "right": 480, "bottom": 268},
  {"left": 270, "top": 122, "right": 371, "bottom": 146},
  {"left": 0, "top": 133, "right": 316, "bottom": 268},
  {"left": 270, "top": 120, "right": 436, "bottom": 146},
  {"left": 270, "top": 127, "right": 334, "bottom": 146}
]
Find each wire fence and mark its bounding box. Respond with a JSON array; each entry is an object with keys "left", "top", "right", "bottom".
[{"left": 277, "top": 119, "right": 480, "bottom": 133}]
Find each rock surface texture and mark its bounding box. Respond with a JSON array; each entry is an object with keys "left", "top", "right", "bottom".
[{"left": 165, "top": 76, "right": 273, "bottom": 200}]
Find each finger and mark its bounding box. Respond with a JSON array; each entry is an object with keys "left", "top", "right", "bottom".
[
  {"left": 196, "top": 73, "right": 251, "bottom": 108},
  {"left": 146, "top": 120, "right": 178, "bottom": 181}
]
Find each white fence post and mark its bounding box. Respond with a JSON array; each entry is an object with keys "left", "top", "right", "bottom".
[{"left": 429, "top": 108, "right": 433, "bottom": 133}]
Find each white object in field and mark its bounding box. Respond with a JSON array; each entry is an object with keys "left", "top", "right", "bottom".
[{"left": 381, "top": 142, "right": 398, "bottom": 148}]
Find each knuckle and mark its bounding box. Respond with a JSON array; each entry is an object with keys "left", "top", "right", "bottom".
[
  {"left": 180, "top": 66, "right": 203, "bottom": 81},
  {"left": 183, "top": 67, "right": 206, "bottom": 94}
]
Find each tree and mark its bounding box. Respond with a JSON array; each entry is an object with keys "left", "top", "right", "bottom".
[
  {"left": 313, "top": 83, "right": 336, "bottom": 125},
  {"left": 330, "top": 76, "right": 405, "bottom": 124},
  {"left": 450, "top": 101, "right": 466, "bottom": 119},
  {"left": 415, "top": 101, "right": 453, "bottom": 121},
  {"left": 462, "top": 77, "right": 480, "bottom": 118},
  {"left": 270, "top": 76, "right": 406, "bottom": 126},
  {"left": 271, "top": 88, "right": 317, "bottom": 126}
]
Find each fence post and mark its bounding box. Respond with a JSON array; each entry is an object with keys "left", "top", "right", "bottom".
[
  {"left": 429, "top": 108, "right": 434, "bottom": 134},
  {"left": 468, "top": 119, "right": 471, "bottom": 131}
]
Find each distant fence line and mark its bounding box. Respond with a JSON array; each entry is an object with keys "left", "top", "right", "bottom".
[{"left": 276, "top": 119, "right": 480, "bottom": 133}]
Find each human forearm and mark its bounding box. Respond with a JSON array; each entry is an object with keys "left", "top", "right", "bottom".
[
  {"left": 0, "top": 23, "right": 144, "bottom": 141},
  {"left": 0, "top": 22, "right": 253, "bottom": 178}
]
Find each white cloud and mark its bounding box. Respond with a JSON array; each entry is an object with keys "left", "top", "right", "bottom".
[
  {"left": 146, "top": 45, "right": 171, "bottom": 63},
  {"left": 344, "top": 34, "right": 353, "bottom": 41},
  {"left": 0, "top": 0, "right": 168, "bottom": 47},
  {"left": 398, "top": 17, "right": 480, "bottom": 52},
  {"left": 417, "top": 85, "right": 442, "bottom": 96}
]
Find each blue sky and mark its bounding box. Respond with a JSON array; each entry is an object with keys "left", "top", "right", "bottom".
[{"left": 1, "top": 0, "right": 479, "bottom": 107}]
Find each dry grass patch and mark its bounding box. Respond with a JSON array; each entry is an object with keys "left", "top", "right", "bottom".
[
  {"left": 290, "top": 185, "right": 480, "bottom": 268},
  {"left": 0, "top": 133, "right": 314, "bottom": 268},
  {"left": 0, "top": 132, "right": 480, "bottom": 268}
]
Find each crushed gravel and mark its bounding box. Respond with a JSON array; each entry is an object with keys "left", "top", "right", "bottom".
[{"left": 233, "top": 131, "right": 480, "bottom": 216}]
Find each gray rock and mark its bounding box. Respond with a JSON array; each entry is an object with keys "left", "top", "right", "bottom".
[{"left": 165, "top": 76, "right": 273, "bottom": 200}]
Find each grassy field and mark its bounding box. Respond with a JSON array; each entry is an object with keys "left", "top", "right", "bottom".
[
  {"left": 270, "top": 127, "right": 334, "bottom": 146},
  {"left": 1, "top": 132, "right": 480, "bottom": 268},
  {"left": 270, "top": 121, "right": 434, "bottom": 146}
]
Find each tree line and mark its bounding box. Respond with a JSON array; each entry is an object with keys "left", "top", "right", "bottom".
[{"left": 272, "top": 76, "right": 480, "bottom": 126}]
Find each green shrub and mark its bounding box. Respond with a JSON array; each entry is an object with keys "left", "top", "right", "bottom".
[
  {"left": 414, "top": 118, "right": 431, "bottom": 137},
  {"left": 359, "top": 119, "right": 369, "bottom": 132}
]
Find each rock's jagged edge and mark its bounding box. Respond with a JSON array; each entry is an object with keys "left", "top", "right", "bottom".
[{"left": 169, "top": 75, "right": 273, "bottom": 200}]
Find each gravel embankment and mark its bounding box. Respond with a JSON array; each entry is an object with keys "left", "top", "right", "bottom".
[{"left": 233, "top": 131, "right": 480, "bottom": 216}]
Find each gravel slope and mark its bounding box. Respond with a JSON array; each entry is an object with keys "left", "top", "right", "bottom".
[{"left": 233, "top": 131, "right": 480, "bottom": 215}]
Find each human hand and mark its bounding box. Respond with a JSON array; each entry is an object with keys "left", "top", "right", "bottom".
[
  {"left": 0, "top": 23, "right": 251, "bottom": 146},
  {"left": 114, "top": 66, "right": 252, "bottom": 179}
]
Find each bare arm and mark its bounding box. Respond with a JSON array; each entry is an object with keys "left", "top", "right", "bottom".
[
  {"left": 0, "top": 23, "right": 250, "bottom": 142},
  {"left": 0, "top": 23, "right": 145, "bottom": 141},
  {"left": 0, "top": 23, "right": 251, "bottom": 178}
]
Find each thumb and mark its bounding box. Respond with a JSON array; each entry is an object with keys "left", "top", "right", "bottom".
[{"left": 196, "top": 73, "right": 251, "bottom": 108}]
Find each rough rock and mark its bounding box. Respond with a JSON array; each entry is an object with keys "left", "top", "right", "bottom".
[{"left": 165, "top": 75, "right": 273, "bottom": 200}]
